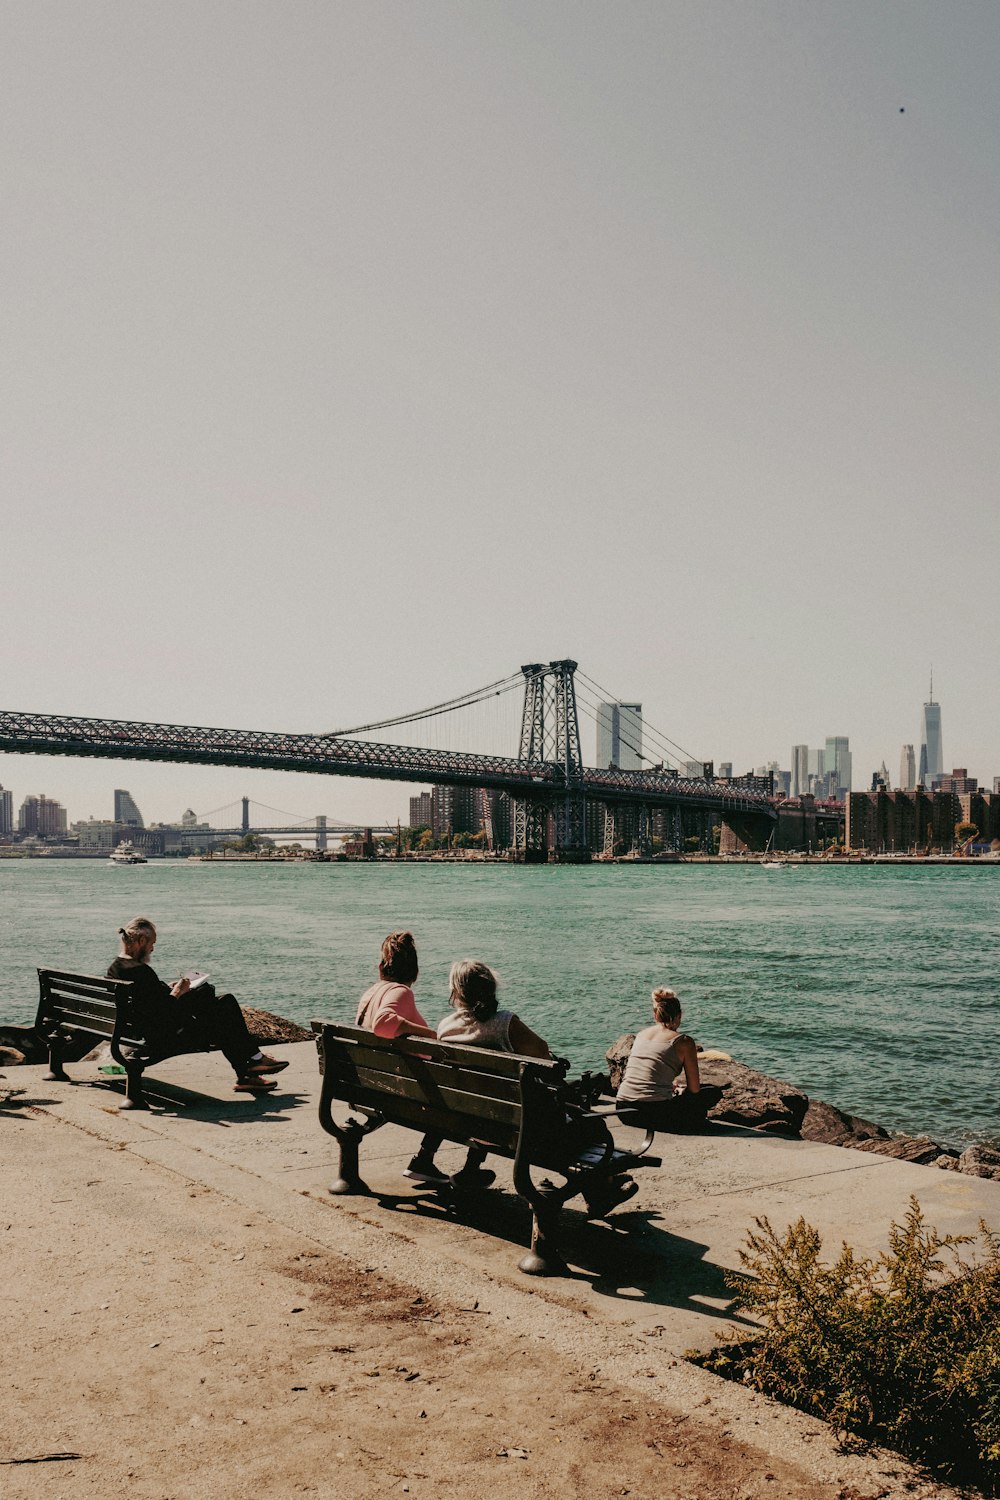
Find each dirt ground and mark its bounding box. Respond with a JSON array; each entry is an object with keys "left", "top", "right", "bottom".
[{"left": 3, "top": 1106, "right": 859, "bottom": 1500}]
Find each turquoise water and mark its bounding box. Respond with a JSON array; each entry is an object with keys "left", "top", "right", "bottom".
[{"left": 2, "top": 860, "right": 997, "bottom": 1149}]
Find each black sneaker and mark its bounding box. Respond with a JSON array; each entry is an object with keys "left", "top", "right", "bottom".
[{"left": 403, "top": 1155, "right": 450, "bottom": 1185}]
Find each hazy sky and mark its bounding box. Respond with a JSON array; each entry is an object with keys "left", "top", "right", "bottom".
[{"left": 3, "top": 1, "right": 998, "bottom": 825}]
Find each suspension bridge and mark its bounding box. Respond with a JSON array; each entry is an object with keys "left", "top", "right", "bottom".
[{"left": 0, "top": 660, "right": 786, "bottom": 859}]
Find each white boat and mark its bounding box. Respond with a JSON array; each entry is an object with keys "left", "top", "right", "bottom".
[
  {"left": 109, "top": 841, "right": 147, "bottom": 865},
  {"left": 759, "top": 833, "right": 787, "bottom": 869}
]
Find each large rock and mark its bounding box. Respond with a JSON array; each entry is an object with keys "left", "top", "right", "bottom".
[
  {"left": 955, "top": 1143, "right": 1000, "bottom": 1181},
  {"left": 0, "top": 1025, "right": 48, "bottom": 1065},
  {"left": 852, "top": 1134, "right": 956, "bottom": 1166},
  {"left": 605, "top": 1036, "right": 808, "bottom": 1136},
  {"left": 801, "top": 1097, "right": 891, "bottom": 1148},
  {"left": 605, "top": 1034, "right": 636, "bottom": 1093},
  {"left": 699, "top": 1059, "right": 809, "bottom": 1136}
]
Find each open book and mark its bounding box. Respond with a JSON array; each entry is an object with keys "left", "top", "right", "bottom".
[{"left": 182, "top": 970, "right": 210, "bottom": 990}]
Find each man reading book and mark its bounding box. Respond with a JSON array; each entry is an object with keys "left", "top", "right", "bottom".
[{"left": 108, "top": 916, "right": 287, "bottom": 1092}]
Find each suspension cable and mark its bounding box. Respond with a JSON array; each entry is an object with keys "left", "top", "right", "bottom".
[
  {"left": 319, "top": 671, "right": 528, "bottom": 739},
  {"left": 576, "top": 669, "right": 703, "bottom": 766}
]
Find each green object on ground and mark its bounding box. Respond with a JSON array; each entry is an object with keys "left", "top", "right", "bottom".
[{"left": 99, "top": 1064, "right": 126, "bottom": 1075}]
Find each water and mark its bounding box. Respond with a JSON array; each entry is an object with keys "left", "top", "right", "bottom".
[{"left": 2, "top": 860, "right": 997, "bottom": 1149}]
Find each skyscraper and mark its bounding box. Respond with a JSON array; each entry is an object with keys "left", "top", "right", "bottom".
[
  {"left": 0, "top": 785, "right": 12, "bottom": 835},
  {"left": 919, "top": 677, "right": 942, "bottom": 788},
  {"left": 114, "top": 789, "right": 145, "bottom": 827},
  {"left": 790, "top": 745, "right": 810, "bottom": 798},
  {"left": 596, "top": 702, "right": 642, "bottom": 770},
  {"left": 899, "top": 744, "right": 915, "bottom": 791},
  {"left": 824, "top": 737, "right": 852, "bottom": 798}
]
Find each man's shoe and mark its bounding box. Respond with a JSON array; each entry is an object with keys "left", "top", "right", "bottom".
[
  {"left": 403, "top": 1155, "right": 450, "bottom": 1185},
  {"left": 234, "top": 1076, "right": 279, "bottom": 1093},
  {"left": 451, "top": 1166, "right": 496, "bottom": 1189},
  {"left": 246, "top": 1055, "right": 290, "bottom": 1074}
]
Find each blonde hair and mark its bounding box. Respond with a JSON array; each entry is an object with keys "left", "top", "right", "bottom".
[
  {"left": 652, "top": 986, "right": 681, "bottom": 1025},
  {"left": 449, "top": 959, "right": 499, "bottom": 1022}
]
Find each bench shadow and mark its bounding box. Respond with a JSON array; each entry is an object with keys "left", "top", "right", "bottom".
[
  {"left": 90, "top": 1076, "right": 306, "bottom": 1123},
  {"left": 370, "top": 1183, "right": 753, "bottom": 1325}
]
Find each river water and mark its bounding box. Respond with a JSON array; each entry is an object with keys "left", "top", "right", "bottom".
[{"left": 2, "top": 859, "right": 997, "bottom": 1149}]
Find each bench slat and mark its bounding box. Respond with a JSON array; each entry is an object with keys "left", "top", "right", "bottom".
[
  {"left": 40, "top": 993, "right": 119, "bottom": 1022},
  {"left": 39, "top": 969, "right": 127, "bottom": 991},
  {"left": 337, "top": 1089, "right": 520, "bottom": 1154},
  {"left": 312, "top": 1021, "right": 563, "bottom": 1080},
  {"left": 344, "top": 1063, "right": 522, "bottom": 1126},
  {"left": 324, "top": 1044, "right": 523, "bottom": 1106}
]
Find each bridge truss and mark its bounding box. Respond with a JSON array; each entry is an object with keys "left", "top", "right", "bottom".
[{"left": 0, "top": 663, "right": 776, "bottom": 858}]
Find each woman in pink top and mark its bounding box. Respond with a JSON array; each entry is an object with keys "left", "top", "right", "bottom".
[{"left": 356, "top": 932, "right": 493, "bottom": 1188}]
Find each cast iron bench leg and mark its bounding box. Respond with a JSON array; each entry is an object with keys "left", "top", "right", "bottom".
[
  {"left": 518, "top": 1185, "right": 569, "bottom": 1278},
  {"left": 328, "top": 1119, "right": 368, "bottom": 1195},
  {"left": 43, "top": 1036, "right": 69, "bottom": 1083},
  {"left": 118, "top": 1062, "right": 148, "bottom": 1110}
]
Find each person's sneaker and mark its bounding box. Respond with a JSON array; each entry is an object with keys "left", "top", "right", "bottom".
[
  {"left": 403, "top": 1155, "right": 451, "bottom": 1185},
  {"left": 450, "top": 1166, "right": 496, "bottom": 1189},
  {"left": 246, "top": 1055, "right": 290, "bottom": 1074}
]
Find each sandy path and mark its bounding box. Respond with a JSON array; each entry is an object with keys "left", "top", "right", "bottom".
[{"left": 3, "top": 1106, "right": 846, "bottom": 1500}]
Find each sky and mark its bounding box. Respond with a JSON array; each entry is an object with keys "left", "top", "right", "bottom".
[{"left": 2, "top": 1, "right": 998, "bottom": 826}]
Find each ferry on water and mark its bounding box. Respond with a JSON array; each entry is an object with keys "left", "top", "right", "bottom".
[{"left": 109, "top": 841, "right": 148, "bottom": 865}]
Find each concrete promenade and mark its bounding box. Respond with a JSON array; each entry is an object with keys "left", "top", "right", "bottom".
[{"left": 6, "top": 1041, "right": 999, "bottom": 1498}]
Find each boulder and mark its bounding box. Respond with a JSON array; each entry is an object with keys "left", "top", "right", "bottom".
[
  {"left": 801, "top": 1097, "right": 891, "bottom": 1148},
  {"left": 0, "top": 1045, "right": 26, "bottom": 1067},
  {"left": 0, "top": 1025, "right": 48, "bottom": 1065},
  {"left": 241, "top": 1007, "right": 313, "bottom": 1045},
  {"left": 955, "top": 1144, "right": 1000, "bottom": 1182},
  {"left": 699, "top": 1059, "right": 809, "bottom": 1136},
  {"left": 852, "top": 1134, "right": 956, "bottom": 1166},
  {"left": 605, "top": 1034, "right": 636, "bottom": 1093}
]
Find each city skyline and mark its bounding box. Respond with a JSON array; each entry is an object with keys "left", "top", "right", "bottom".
[{"left": 2, "top": 6, "right": 998, "bottom": 825}]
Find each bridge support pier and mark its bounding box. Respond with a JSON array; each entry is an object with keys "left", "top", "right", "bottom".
[
  {"left": 719, "top": 812, "right": 775, "bottom": 854},
  {"left": 511, "top": 661, "right": 590, "bottom": 864}
]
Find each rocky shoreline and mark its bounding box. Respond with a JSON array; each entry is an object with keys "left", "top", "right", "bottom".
[
  {"left": 605, "top": 1035, "right": 1000, "bottom": 1184},
  {"left": 3, "top": 1012, "right": 997, "bottom": 1184}
]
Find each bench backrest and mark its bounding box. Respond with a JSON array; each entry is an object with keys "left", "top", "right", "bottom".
[
  {"left": 313, "top": 1021, "right": 569, "bottom": 1156},
  {"left": 36, "top": 968, "right": 138, "bottom": 1046}
]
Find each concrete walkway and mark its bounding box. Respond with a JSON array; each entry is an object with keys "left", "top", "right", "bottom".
[{"left": 8, "top": 1039, "right": 1000, "bottom": 1496}]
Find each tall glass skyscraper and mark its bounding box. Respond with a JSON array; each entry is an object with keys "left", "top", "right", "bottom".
[
  {"left": 824, "top": 736, "right": 852, "bottom": 797},
  {"left": 919, "top": 680, "right": 942, "bottom": 788},
  {"left": 596, "top": 702, "right": 642, "bottom": 769}
]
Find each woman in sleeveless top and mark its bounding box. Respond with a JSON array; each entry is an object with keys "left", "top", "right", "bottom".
[
  {"left": 616, "top": 986, "right": 723, "bottom": 1131},
  {"left": 436, "top": 959, "right": 551, "bottom": 1057},
  {"left": 439, "top": 961, "right": 639, "bottom": 1217}
]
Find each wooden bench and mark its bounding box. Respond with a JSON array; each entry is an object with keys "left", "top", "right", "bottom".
[
  {"left": 36, "top": 968, "right": 221, "bottom": 1111},
  {"left": 313, "top": 1021, "right": 660, "bottom": 1277}
]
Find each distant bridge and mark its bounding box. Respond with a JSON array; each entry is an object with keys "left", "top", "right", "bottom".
[{"left": 0, "top": 661, "right": 778, "bottom": 858}]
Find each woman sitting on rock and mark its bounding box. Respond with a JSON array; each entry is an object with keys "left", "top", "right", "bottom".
[{"left": 615, "top": 986, "right": 723, "bottom": 1131}]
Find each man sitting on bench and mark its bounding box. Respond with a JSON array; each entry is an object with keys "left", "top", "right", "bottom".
[{"left": 108, "top": 916, "right": 286, "bottom": 1093}]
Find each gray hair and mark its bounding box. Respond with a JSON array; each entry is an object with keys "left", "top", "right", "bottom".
[
  {"left": 119, "top": 916, "right": 156, "bottom": 946},
  {"left": 448, "top": 959, "right": 499, "bottom": 1022}
]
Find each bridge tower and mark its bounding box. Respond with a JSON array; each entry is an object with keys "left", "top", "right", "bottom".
[
  {"left": 512, "top": 660, "right": 589, "bottom": 863},
  {"left": 241, "top": 796, "right": 250, "bottom": 835}
]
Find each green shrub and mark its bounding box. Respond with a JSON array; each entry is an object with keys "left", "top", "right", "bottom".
[{"left": 700, "top": 1197, "right": 1000, "bottom": 1491}]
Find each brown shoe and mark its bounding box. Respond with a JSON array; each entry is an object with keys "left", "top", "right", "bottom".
[
  {"left": 246, "top": 1055, "right": 290, "bottom": 1075},
  {"left": 234, "top": 1076, "right": 279, "bottom": 1093}
]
